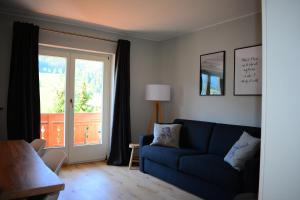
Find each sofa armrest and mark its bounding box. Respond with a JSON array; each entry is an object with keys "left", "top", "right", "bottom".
[
  {"left": 139, "top": 134, "right": 153, "bottom": 172},
  {"left": 243, "top": 157, "right": 260, "bottom": 193},
  {"left": 139, "top": 134, "right": 154, "bottom": 147}
]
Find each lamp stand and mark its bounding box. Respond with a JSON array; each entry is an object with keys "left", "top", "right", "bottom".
[{"left": 147, "top": 101, "right": 164, "bottom": 134}]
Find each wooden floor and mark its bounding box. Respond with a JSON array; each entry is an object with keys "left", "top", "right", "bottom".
[{"left": 58, "top": 161, "right": 202, "bottom": 200}]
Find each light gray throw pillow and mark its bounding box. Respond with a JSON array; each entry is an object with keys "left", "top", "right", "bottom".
[
  {"left": 224, "top": 131, "right": 260, "bottom": 171},
  {"left": 150, "top": 123, "right": 182, "bottom": 148}
]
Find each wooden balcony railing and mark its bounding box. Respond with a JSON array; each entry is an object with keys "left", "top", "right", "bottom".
[{"left": 41, "top": 113, "right": 101, "bottom": 148}]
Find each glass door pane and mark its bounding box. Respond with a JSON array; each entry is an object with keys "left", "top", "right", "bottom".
[
  {"left": 73, "top": 59, "right": 104, "bottom": 146},
  {"left": 39, "top": 55, "right": 67, "bottom": 148}
]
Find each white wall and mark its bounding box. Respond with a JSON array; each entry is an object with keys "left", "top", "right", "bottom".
[
  {"left": 0, "top": 13, "right": 160, "bottom": 142},
  {"left": 259, "top": 1, "right": 300, "bottom": 199},
  {"left": 0, "top": 12, "right": 263, "bottom": 144},
  {"left": 159, "top": 14, "right": 262, "bottom": 127}
]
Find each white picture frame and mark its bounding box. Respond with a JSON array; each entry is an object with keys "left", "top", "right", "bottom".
[{"left": 234, "top": 45, "right": 262, "bottom": 96}]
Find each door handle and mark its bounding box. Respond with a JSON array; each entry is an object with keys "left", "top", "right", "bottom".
[{"left": 70, "top": 99, "right": 73, "bottom": 108}]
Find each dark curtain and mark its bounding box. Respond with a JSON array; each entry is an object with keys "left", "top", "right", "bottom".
[
  {"left": 107, "top": 39, "right": 131, "bottom": 166},
  {"left": 7, "top": 22, "right": 40, "bottom": 142}
]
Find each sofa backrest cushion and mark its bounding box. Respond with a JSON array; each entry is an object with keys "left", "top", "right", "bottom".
[
  {"left": 208, "top": 123, "right": 261, "bottom": 157},
  {"left": 173, "top": 119, "right": 215, "bottom": 152}
]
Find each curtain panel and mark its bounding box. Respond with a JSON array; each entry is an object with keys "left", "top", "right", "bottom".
[
  {"left": 7, "top": 22, "right": 40, "bottom": 142},
  {"left": 107, "top": 39, "right": 131, "bottom": 166}
]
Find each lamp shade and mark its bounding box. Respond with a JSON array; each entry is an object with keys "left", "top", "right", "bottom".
[{"left": 145, "top": 84, "right": 171, "bottom": 101}]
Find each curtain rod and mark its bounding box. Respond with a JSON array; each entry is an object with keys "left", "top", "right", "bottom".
[{"left": 40, "top": 27, "right": 118, "bottom": 43}]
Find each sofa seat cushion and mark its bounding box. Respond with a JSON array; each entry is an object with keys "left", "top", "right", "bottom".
[
  {"left": 179, "top": 154, "right": 241, "bottom": 191},
  {"left": 141, "top": 145, "right": 199, "bottom": 169}
]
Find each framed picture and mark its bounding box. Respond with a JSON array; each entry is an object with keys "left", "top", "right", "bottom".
[
  {"left": 200, "top": 51, "right": 225, "bottom": 96},
  {"left": 234, "top": 45, "right": 262, "bottom": 96}
]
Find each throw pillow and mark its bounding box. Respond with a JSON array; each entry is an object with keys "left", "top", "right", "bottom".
[
  {"left": 150, "top": 123, "right": 182, "bottom": 148},
  {"left": 224, "top": 131, "right": 260, "bottom": 171}
]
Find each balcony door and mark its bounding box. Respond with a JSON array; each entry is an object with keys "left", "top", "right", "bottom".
[{"left": 39, "top": 46, "right": 111, "bottom": 163}]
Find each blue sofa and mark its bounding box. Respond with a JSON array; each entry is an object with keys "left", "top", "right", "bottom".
[{"left": 139, "top": 119, "right": 260, "bottom": 200}]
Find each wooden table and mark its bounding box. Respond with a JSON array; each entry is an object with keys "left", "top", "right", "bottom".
[
  {"left": 0, "top": 140, "right": 65, "bottom": 199},
  {"left": 128, "top": 143, "right": 140, "bottom": 170}
]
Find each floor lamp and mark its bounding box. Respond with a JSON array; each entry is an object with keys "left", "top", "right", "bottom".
[{"left": 145, "top": 84, "right": 171, "bottom": 134}]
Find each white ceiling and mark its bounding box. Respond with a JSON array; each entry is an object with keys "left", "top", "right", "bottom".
[{"left": 0, "top": 0, "right": 261, "bottom": 41}]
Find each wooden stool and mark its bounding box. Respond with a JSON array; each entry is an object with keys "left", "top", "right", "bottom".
[{"left": 128, "top": 143, "right": 140, "bottom": 170}]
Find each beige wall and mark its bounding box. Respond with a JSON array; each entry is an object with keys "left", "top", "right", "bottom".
[
  {"left": 159, "top": 14, "right": 262, "bottom": 127},
  {"left": 0, "top": 13, "right": 160, "bottom": 142}
]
